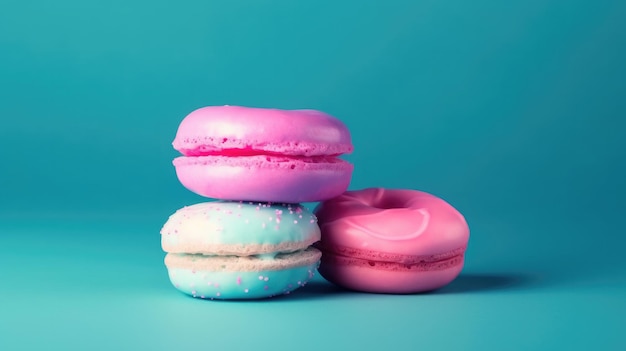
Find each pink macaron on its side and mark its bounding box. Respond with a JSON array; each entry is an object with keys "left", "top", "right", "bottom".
[
  {"left": 172, "top": 105, "right": 354, "bottom": 203},
  {"left": 314, "top": 188, "right": 470, "bottom": 294}
]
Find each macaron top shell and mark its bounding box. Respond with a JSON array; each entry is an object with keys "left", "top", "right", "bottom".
[
  {"left": 173, "top": 105, "right": 353, "bottom": 157},
  {"left": 161, "top": 201, "right": 321, "bottom": 256},
  {"left": 314, "top": 188, "right": 469, "bottom": 262}
]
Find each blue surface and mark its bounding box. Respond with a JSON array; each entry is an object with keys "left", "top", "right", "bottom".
[{"left": 1, "top": 0, "right": 625, "bottom": 350}]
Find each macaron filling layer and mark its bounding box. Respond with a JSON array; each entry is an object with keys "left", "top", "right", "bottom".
[
  {"left": 165, "top": 247, "right": 322, "bottom": 271},
  {"left": 178, "top": 143, "right": 352, "bottom": 158},
  {"left": 173, "top": 154, "right": 352, "bottom": 171},
  {"left": 315, "top": 243, "right": 466, "bottom": 272},
  {"left": 318, "top": 251, "right": 464, "bottom": 272},
  {"left": 315, "top": 243, "right": 467, "bottom": 265}
]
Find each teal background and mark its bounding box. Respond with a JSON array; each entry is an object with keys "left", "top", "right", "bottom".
[{"left": 1, "top": 0, "right": 625, "bottom": 350}]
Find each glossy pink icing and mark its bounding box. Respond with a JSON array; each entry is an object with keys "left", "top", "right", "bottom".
[{"left": 314, "top": 188, "right": 470, "bottom": 293}]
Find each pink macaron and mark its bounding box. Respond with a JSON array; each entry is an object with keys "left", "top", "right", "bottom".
[
  {"left": 172, "top": 105, "right": 354, "bottom": 203},
  {"left": 313, "top": 188, "right": 470, "bottom": 294}
]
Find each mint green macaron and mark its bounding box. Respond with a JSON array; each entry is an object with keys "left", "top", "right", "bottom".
[{"left": 160, "top": 201, "right": 322, "bottom": 299}]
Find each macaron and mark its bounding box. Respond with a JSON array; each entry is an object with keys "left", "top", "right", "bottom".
[
  {"left": 161, "top": 201, "right": 322, "bottom": 299},
  {"left": 313, "top": 188, "right": 470, "bottom": 294},
  {"left": 171, "top": 105, "right": 354, "bottom": 203}
]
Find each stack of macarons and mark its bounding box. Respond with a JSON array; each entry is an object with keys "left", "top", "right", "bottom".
[{"left": 161, "top": 105, "right": 354, "bottom": 299}]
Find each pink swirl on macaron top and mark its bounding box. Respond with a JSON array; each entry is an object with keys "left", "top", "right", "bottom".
[
  {"left": 173, "top": 105, "right": 353, "bottom": 157},
  {"left": 314, "top": 188, "right": 469, "bottom": 263}
]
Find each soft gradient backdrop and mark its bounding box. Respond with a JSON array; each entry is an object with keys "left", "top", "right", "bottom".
[{"left": 1, "top": 0, "right": 624, "bottom": 350}]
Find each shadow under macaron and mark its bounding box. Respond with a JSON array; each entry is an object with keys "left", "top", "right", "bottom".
[
  {"left": 291, "top": 272, "right": 545, "bottom": 297},
  {"left": 430, "top": 273, "right": 545, "bottom": 294},
  {"left": 172, "top": 273, "right": 544, "bottom": 302}
]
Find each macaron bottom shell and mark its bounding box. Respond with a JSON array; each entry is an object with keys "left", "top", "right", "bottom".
[
  {"left": 165, "top": 249, "right": 321, "bottom": 300},
  {"left": 317, "top": 253, "right": 465, "bottom": 294},
  {"left": 173, "top": 155, "right": 353, "bottom": 202}
]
